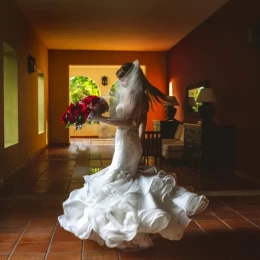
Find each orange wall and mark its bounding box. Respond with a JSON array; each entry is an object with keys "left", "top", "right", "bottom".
[
  {"left": 0, "top": 0, "right": 48, "bottom": 183},
  {"left": 167, "top": 0, "right": 260, "bottom": 176},
  {"left": 48, "top": 51, "right": 167, "bottom": 144}
]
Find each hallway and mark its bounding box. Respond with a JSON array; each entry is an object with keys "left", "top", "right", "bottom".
[{"left": 0, "top": 139, "right": 260, "bottom": 259}]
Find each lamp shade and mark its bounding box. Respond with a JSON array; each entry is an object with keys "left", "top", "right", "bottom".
[
  {"left": 196, "top": 88, "right": 216, "bottom": 103},
  {"left": 188, "top": 97, "right": 196, "bottom": 106},
  {"left": 163, "top": 96, "right": 179, "bottom": 106}
]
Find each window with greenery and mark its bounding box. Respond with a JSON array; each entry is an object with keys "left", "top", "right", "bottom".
[{"left": 69, "top": 76, "right": 100, "bottom": 103}]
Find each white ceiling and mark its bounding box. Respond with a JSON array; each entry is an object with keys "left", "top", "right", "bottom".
[{"left": 17, "top": 0, "right": 228, "bottom": 51}]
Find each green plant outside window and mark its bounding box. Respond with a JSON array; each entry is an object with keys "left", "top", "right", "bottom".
[{"left": 69, "top": 76, "right": 101, "bottom": 124}]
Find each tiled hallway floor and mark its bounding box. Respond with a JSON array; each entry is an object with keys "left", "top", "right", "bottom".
[{"left": 1, "top": 139, "right": 260, "bottom": 259}]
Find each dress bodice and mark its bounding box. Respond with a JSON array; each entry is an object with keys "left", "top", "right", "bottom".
[
  {"left": 116, "top": 103, "right": 138, "bottom": 132},
  {"left": 116, "top": 103, "right": 125, "bottom": 118}
]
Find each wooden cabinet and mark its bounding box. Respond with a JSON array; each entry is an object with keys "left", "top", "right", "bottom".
[
  {"left": 183, "top": 124, "right": 202, "bottom": 169},
  {"left": 184, "top": 123, "right": 235, "bottom": 174}
]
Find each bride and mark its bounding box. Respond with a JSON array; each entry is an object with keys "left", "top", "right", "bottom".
[{"left": 58, "top": 60, "right": 209, "bottom": 250}]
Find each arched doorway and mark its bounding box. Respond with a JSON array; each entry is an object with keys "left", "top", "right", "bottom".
[{"left": 68, "top": 65, "right": 146, "bottom": 139}]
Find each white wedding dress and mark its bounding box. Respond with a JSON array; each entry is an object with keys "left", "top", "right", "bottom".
[{"left": 58, "top": 103, "right": 209, "bottom": 250}]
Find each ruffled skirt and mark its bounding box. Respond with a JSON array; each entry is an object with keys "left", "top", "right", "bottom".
[{"left": 58, "top": 166, "right": 208, "bottom": 250}]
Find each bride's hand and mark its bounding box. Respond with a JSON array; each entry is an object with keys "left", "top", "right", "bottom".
[
  {"left": 97, "top": 98, "right": 109, "bottom": 113},
  {"left": 88, "top": 107, "right": 102, "bottom": 121},
  {"left": 88, "top": 98, "right": 109, "bottom": 121}
]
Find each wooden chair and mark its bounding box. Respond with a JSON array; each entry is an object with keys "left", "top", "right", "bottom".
[{"left": 141, "top": 131, "right": 162, "bottom": 167}]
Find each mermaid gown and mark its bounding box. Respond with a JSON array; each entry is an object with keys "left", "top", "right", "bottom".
[{"left": 58, "top": 104, "right": 209, "bottom": 250}]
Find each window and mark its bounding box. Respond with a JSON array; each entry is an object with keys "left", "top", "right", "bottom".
[
  {"left": 38, "top": 73, "right": 44, "bottom": 134},
  {"left": 3, "top": 42, "right": 18, "bottom": 148},
  {"left": 69, "top": 76, "right": 100, "bottom": 103}
]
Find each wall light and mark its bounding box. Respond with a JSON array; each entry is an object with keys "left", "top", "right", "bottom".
[
  {"left": 28, "top": 55, "right": 37, "bottom": 73},
  {"left": 169, "top": 82, "right": 173, "bottom": 96},
  {"left": 102, "top": 76, "right": 108, "bottom": 86}
]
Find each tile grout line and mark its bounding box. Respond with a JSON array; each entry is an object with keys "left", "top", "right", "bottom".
[
  {"left": 116, "top": 248, "right": 121, "bottom": 260},
  {"left": 193, "top": 218, "right": 234, "bottom": 260},
  {"left": 193, "top": 219, "right": 208, "bottom": 235},
  {"left": 43, "top": 221, "right": 58, "bottom": 260},
  {"left": 209, "top": 211, "right": 234, "bottom": 231},
  {"left": 221, "top": 201, "right": 260, "bottom": 229},
  {"left": 6, "top": 218, "right": 33, "bottom": 260},
  {"left": 81, "top": 240, "right": 85, "bottom": 260}
]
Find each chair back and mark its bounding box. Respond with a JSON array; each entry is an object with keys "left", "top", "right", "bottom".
[{"left": 141, "top": 131, "right": 161, "bottom": 166}]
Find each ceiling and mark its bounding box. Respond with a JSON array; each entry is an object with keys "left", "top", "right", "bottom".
[{"left": 17, "top": 0, "right": 228, "bottom": 51}]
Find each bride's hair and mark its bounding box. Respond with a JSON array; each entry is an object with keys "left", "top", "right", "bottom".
[
  {"left": 116, "top": 62, "right": 169, "bottom": 109},
  {"left": 116, "top": 63, "right": 133, "bottom": 78}
]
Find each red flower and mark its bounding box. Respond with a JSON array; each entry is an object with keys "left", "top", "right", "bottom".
[
  {"left": 68, "top": 103, "right": 75, "bottom": 112},
  {"left": 68, "top": 115, "right": 75, "bottom": 123},
  {"left": 82, "top": 96, "right": 100, "bottom": 106},
  {"left": 73, "top": 110, "right": 79, "bottom": 116},
  {"left": 81, "top": 105, "right": 89, "bottom": 116},
  {"left": 75, "top": 102, "right": 83, "bottom": 110},
  {"left": 60, "top": 112, "right": 69, "bottom": 124}
]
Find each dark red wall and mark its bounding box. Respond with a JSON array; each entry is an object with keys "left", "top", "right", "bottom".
[{"left": 168, "top": 0, "right": 260, "bottom": 177}]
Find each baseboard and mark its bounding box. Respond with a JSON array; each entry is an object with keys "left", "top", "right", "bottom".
[
  {"left": 234, "top": 170, "right": 260, "bottom": 185},
  {"left": 48, "top": 143, "right": 70, "bottom": 146},
  {"left": 200, "top": 190, "right": 260, "bottom": 196},
  {"left": 1, "top": 145, "right": 47, "bottom": 186},
  {"left": 70, "top": 136, "right": 98, "bottom": 138}
]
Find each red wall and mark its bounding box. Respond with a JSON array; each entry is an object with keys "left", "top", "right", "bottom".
[{"left": 168, "top": 0, "right": 260, "bottom": 177}]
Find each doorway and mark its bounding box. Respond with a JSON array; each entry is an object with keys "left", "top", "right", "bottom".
[{"left": 68, "top": 65, "right": 146, "bottom": 140}]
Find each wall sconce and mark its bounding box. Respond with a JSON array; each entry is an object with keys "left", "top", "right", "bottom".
[
  {"left": 169, "top": 82, "right": 173, "bottom": 96},
  {"left": 102, "top": 76, "right": 108, "bottom": 86},
  {"left": 28, "top": 55, "right": 37, "bottom": 73}
]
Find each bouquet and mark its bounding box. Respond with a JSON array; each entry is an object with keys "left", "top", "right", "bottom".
[{"left": 60, "top": 95, "right": 109, "bottom": 130}]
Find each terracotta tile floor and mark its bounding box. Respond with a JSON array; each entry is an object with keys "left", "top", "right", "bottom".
[{"left": 0, "top": 138, "right": 260, "bottom": 259}]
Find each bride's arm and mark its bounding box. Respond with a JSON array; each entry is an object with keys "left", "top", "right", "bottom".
[
  {"left": 89, "top": 96, "right": 148, "bottom": 128},
  {"left": 98, "top": 112, "right": 148, "bottom": 128},
  {"left": 98, "top": 116, "right": 134, "bottom": 127},
  {"left": 138, "top": 114, "right": 147, "bottom": 139}
]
